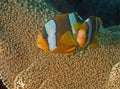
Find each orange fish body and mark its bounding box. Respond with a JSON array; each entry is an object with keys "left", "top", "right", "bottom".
[{"left": 37, "top": 12, "right": 83, "bottom": 55}]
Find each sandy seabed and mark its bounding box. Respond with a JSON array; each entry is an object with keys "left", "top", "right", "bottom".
[{"left": 0, "top": 0, "right": 120, "bottom": 89}]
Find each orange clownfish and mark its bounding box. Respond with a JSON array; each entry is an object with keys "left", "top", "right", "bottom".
[
  {"left": 75, "top": 16, "right": 103, "bottom": 48},
  {"left": 37, "top": 12, "right": 83, "bottom": 55}
]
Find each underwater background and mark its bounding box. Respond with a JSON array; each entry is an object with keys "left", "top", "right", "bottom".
[
  {"left": 46, "top": 0, "right": 120, "bottom": 27},
  {"left": 0, "top": 0, "right": 120, "bottom": 89}
]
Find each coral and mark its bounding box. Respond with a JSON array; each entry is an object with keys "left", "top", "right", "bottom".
[
  {"left": 0, "top": 0, "right": 58, "bottom": 88},
  {"left": 107, "top": 62, "right": 120, "bottom": 89},
  {"left": 0, "top": 0, "right": 120, "bottom": 89}
]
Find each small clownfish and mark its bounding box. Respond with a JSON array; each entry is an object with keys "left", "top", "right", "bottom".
[
  {"left": 37, "top": 12, "right": 83, "bottom": 55},
  {"left": 75, "top": 16, "right": 103, "bottom": 48}
]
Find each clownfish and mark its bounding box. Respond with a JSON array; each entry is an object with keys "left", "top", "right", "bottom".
[
  {"left": 75, "top": 16, "right": 103, "bottom": 48},
  {"left": 37, "top": 12, "right": 83, "bottom": 55}
]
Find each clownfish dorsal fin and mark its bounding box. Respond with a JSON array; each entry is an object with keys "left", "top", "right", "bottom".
[
  {"left": 74, "top": 12, "right": 78, "bottom": 15},
  {"left": 97, "top": 17, "right": 103, "bottom": 25}
]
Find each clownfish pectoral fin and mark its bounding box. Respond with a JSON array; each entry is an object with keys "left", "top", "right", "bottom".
[
  {"left": 97, "top": 17, "right": 103, "bottom": 25},
  {"left": 89, "top": 39, "right": 99, "bottom": 49},
  {"left": 73, "top": 22, "right": 81, "bottom": 32},
  {"left": 59, "top": 31, "right": 76, "bottom": 52},
  {"left": 64, "top": 47, "right": 75, "bottom": 56},
  {"left": 37, "top": 32, "right": 50, "bottom": 52},
  {"left": 65, "top": 51, "right": 74, "bottom": 56},
  {"left": 64, "top": 46, "right": 75, "bottom": 53}
]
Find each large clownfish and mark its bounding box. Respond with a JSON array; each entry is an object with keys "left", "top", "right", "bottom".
[
  {"left": 37, "top": 12, "right": 83, "bottom": 55},
  {"left": 37, "top": 12, "right": 103, "bottom": 55},
  {"left": 75, "top": 16, "right": 103, "bottom": 48}
]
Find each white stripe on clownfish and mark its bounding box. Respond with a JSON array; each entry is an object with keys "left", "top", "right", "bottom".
[
  {"left": 84, "top": 18, "right": 92, "bottom": 46},
  {"left": 78, "top": 16, "right": 84, "bottom": 21},
  {"left": 68, "top": 13, "right": 77, "bottom": 36},
  {"left": 45, "top": 20, "right": 57, "bottom": 51}
]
